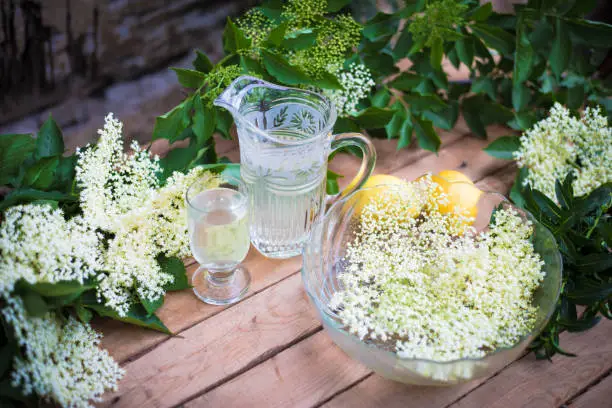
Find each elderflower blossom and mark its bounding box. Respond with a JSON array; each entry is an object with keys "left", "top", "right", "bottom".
[
  {"left": 0, "top": 204, "right": 100, "bottom": 297},
  {"left": 409, "top": 0, "right": 467, "bottom": 47},
  {"left": 2, "top": 297, "right": 124, "bottom": 407},
  {"left": 202, "top": 65, "right": 244, "bottom": 105},
  {"left": 76, "top": 114, "right": 220, "bottom": 316},
  {"left": 331, "top": 182, "right": 544, "bottom": 362},
  {"left": 238, "top": 9, "right": 273, "bottom": 49},
  {"left": 514, "top": 103, "right": 612, "bottom": 201},
  {"left": 323, "top": 63, "right": 375, "bottom": 117},
  {"left": 76, "top": 113, "right": 161, "bottom": 231}
]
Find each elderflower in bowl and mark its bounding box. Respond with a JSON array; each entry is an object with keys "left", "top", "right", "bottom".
[{"left": 302, "top": 176, "right": 562, "bottom": 385}]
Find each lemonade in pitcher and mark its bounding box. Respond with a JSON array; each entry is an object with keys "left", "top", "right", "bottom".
[{"left": 214, "top": 76, "right": 376, "bottom": 259}]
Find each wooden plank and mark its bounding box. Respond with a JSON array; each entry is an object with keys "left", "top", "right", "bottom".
[
  {"left": 185, "top": 331, "right": 370, "bottom": 408},
  {"left": 97, "top": 250, "right": 303, "bottom": 363},
  {"left": 324, "top": 322, "right": 612, "bottom": 408},
  {"left": 100, "top": 273, "right": 320, "bottom": 407},
  {"left": 568, "top": 372, "right": 612, "bottom": 408},
  {"left": 449, "top": 322, "right": 612, "bottom": 408}
]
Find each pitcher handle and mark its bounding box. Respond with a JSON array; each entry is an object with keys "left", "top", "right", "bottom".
[{"left": 327, "top": 132, "right": 376, "bottom": 208}]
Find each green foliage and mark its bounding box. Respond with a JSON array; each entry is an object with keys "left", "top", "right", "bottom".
[{"left": 513, "top": 174, "right": 612, "bottom": 359}]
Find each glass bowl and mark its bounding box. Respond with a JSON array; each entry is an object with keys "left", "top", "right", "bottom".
[{"left": 302, "top": 181, "right": 563, "bottom": 386}]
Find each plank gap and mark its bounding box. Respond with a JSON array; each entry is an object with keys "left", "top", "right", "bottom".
[
  {"left": 562, "top": 365, "right": 612, "bottom": 407},
  {"left": 313, "top": 373, "right": 375, "bottom": 408}
]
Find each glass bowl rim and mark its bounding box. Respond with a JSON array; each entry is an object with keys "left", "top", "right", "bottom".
[{"left": 306, "top": 181, "right": 564, "bottom": 366}]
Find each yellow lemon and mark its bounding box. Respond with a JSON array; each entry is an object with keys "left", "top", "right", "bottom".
[
  {"left": 430, "top": 171, "right": 482, "bottom": 221},
  {"left": 344, "top": 174, "right": 417, "bottom": 218}
]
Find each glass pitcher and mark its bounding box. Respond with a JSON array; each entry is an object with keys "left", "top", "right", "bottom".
[{"left": 214, "top": 76, "right": 376, "bottom": 259}]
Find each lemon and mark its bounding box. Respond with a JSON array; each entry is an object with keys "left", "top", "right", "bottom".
[
  {"left": 344, "top": 174, "right": 415, "bottom": 218},
  {"left": 429, "top": 171, "right": 482, "bottom": 222}
]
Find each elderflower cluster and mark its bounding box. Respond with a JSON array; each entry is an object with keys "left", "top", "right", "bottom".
[
  {"left": 2, "top": 297, "right": 124, "bottom": 408},
  {"left": 238, "top": 9, "right": 274, "bottom": 49},
  {"left": 0, "top": 204, "right": 101, "bottom": 297},
  {"left": 76, "top": 114, "right": 220, "bottom": 316},
  {"left": 202, "top": 65, "right": 244, "bottom": 105},
  {"left": 514, "top": 103, "right": 612, "bottom": 201},
  {"left": 323, "top": 63, "right": 375, "bottom": 117},
  {"left": 409, "top": 0, "right": 467, "bottom": 47},
  {"left": 330, "top": 182, "right": 545, "bottom": 362},
  {"left": 76, "top": 113, "right": 161, "bottom": 231}
]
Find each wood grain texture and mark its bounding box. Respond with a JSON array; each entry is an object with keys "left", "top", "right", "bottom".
[
  {"left": 568, "top": 372, "right": 612, "bottom": 408},
  {"left": 186, "top": 331, "right": 370, "bottom": 408},
  {"left": 97, "top": 250, "right": 303, "bottom": 363},
  {"left": 100, "top": 273, "right": 319, "bottom": 407},
  {"left": 449, "top": 322, "right": 612, "bottom": 408}
]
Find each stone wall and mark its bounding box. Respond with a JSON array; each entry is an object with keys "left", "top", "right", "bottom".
[{"left": 0, "top": 0, "right": 254, "bottom": 147}]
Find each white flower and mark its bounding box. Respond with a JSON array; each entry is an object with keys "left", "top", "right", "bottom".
[
  {"left": 514, "top": 103, "right": 612, "bottom": 201},
  {"left": 2, "top": 297, "right": 124, "bottom": 408},
  {"left": 0, "top": 204, "right": 101, "bottom": 297},
  {"left": 323, "top": 63, "right": 376, "bottom": 117},
  {"left": 331, "top": 187, "right": 545, "bottom": 362}
]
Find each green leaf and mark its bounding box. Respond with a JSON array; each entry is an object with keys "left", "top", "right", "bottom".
[
  {"left": 153, "top": 103, "right": 190, "bottom": 142},
  {"left": 0, "top": 133, "right": 35, "bottom": 184},
  {"left": 316, "top": 71, "right": 343, "bottom": 90},
  {"left": 266, "top": 21, "right": 288, "bottom": 47},
  {"left": 574, "top": 253, "right": 612, "bottom": 274},
  {"left": 512, "top": 84, "right": 531, "bottom": 112},
  {"left": 363, "top": 12, "right": 398, "bottom": 41},
  {"left": 76, "top": 305, "right": 93, "bottom": 323},
  {"left": 0, "top": 344, "right": 12, "bottom": 377},
  {"left": 510, "top": 168, "right": 528, "bottom": 208},
  {"left": 27, "top": 280, "right": 95, "bottom": 297},
  {"left": 550, "top": 18, "right": 570, "bottom": 79},
  {"left": 413, "top": 115, "right": 440, "bottom": 152},
  {"left": 560, "top": 315, "right": 601, "bottom": 333},
  {"left": 462, "top": 97, "right": 487, "bottom": 139},
  {"left": 509, "top": 111, "right": 538, "bottom": 130},
  {"left": 193, "top": 50, "right": 214, "bottom": 73},
  {"left": 403, "top": 93, "right": 447, "bottom": 112},
  {"left": 23, "top": 156, "right": 59, "bottom": 189},
  {"left": 484, "top": 136, "right": 521, "bottom": 160},
  {"left": 334, "top": 117, "right": 360, "bottom": 133},
  {"left": 384, "top": 103, "right": 406, "bottom": 139},
  {"left": 283, "top": 31, "right": 318, "bottom": 50},
  {"left": 87, "top": 302, "right": 171, "bottom": 334},
  {"left": 389, "top": 72, "right": 422, "bottom": 91},
  {"left": 159, "top": 255, "right": 190, "bottom": 292},
  {"left": 532, "top": 189, "right": 564, "bottom": 222},
  {"left": 240, "top": 55, "right": 267, "bottom": 78},
  {"left": 159, "top": 146, "right": 199, "bottom": 181},
  {"left": 192, "top": 96, "right": 216, "bottom": 146},
  {"left": 223, "top": 17, "right": 251, "bottom": 53},
  {"left": 261, "top": 50, "right": 311, "bottom": 85},
  {"left": 467, "top": 2, "right": 493, "bottom": 21},
  {"left": 352, "top": 107, "right": 395, "bottom": 129},
  {"left": 397, "top": 118, "right": 414, "bottom": 150},
  {"left": 392, "top": 28, "right": 414, "bottom": 60},
  {"left": 567, "top": 85, "right": 585, "bottom": 110},
  {"left": 50, "top": 155, "right": 76, "bottom": 192},
  {"left": 430, "top": 37, "right": 443, "bottom": 71},
  {"left": 326, "top": 170, "right": 342, "bottom": 195},
  {"left": 513, "top": 21, "right": 535, "bottom": 85},
  {"left": 22, "top": 291, "right": 48, "bottom": 317},
  {"left": 215, "top": 109, "right": 234, "bottom": 139},
  {"left": 566, "top": 18, "right": 612, "bottom": 48},
  {"left": 0, "top": 188, "right": 76, "bottom": 211},
  {"left": 567, "top": 279, "right": 612, "bottom": 305},
  {"left": 422, "top": 101, "right": 459, "bottom": 130},
  {"left": 171, "top": 68, "right": 207, "bottom": 88},
  {"left": 471, "top": 77, "right": 496, "bottom": 101},
  {"left": 327, "top": 0, "right": 350, "bottom": 12},
  {"left": 35, "top": 115, "right": 64, "bottom": 159},
  {"left": 139, "top": 294, "right": 164, "bottom": 317},
  {"left": 455, "top": 37, "right": 474, "bottom": 68},
  {"left": 371, "top": 87, "right": 391, "bottom": 108},
  {"left": 471, "top": 23, "right": 515, "bottom": 55}
]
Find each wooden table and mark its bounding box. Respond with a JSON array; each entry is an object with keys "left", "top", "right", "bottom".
[{"left": 97, "top": 120, "right": 612, "bottom": 408}]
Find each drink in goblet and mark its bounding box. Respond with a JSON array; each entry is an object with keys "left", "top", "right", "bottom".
[{"left": 186, "top": 174, "right": 251, "bottom": 305}]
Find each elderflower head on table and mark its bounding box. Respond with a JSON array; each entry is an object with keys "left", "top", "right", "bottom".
[{"left": 2, "top": 297, "right": 124, "bottom": 408}]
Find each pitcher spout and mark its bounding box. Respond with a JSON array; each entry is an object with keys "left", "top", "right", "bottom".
[{"left": 213, "top": 76, "right": 269, "bottom": 118}]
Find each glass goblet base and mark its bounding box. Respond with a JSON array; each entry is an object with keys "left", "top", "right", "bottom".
[{"left": 192, "top": 266, "right": 250, "bottom": 305}]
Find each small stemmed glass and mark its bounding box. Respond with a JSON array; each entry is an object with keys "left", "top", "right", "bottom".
[{"left": 186, "top": 173, "right": 251, "bottom": 305}]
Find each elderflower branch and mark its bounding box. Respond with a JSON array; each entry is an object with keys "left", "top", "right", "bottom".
[
  {"left": 331, "top": 184, "right": 545, "bottom": 362},
  {"left": 2, "top": 298, "right": 124, "bottom": 408},
  {"left": 409, "top": 0, "right": 467, "bottom": 47},
  {"left": 323, "top": 63, "right": 375, "bottom": 117},
  {"left": 514, "top": 103, "right": 612, "bottom": 202}
]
